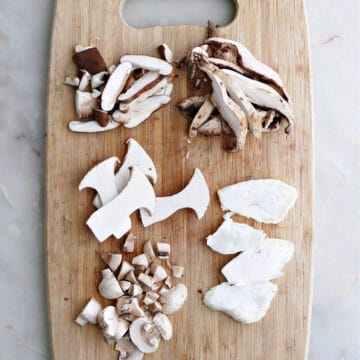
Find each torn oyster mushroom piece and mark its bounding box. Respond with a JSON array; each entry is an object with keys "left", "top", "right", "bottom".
[
  {"left": 115, "top": 337, "right": 144, "bottom": 360},
  {"left": 156, "top": 243, "right": 170, "bottom": 260},
  {"left": 158, "top": 44, "right": 173, "bottom": 63},
  {"left": 140, "top": 168, "right": 210, "bottom": 227},
  {"left": 75, "top": 297, "right": 102, "bottom": 326},
  {"left": 222, "top": 238, "right": 295, "bottom": 285},
  {"left": 121, "top": 55, "right": 173, "bottom": 76},
  {"left": 101, "top": 252, "right": 122, "bottom": 272},
  {"left": 68, "top": 119, "right": 120, "bottom": 133},
  {"left": 218, "top": 179, "right": 298, "bottom": 224},
  {"left": 99, "top": 269, "right": 124, "bottom": 299},
  {"left": 123, "top": 233, "right": 136, "bottom": 253},
  {"left": 203, "top": 281, "right": 278, "bottom": 324},
  {"left": 86, "top": 166, "right": 156, "bottom": 242},
  {"left": 206, "top": 217, "right": 266, "bottom": 255}
]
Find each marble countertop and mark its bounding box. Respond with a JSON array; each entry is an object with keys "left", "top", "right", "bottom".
[{"left": 0, "top": 1, "right": 358, "bottom": 359}]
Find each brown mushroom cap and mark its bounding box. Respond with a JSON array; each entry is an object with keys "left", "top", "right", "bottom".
[{"left": 73, "top": 47, "right": 107, "bottom": 74}]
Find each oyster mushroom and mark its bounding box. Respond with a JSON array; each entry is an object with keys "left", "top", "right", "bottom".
[
  {"left": 158, "top": 44, "right": 173, "bottom": 63},
  {"left": 129, "top": 317, "right": 161, "bottom": 354},
  {"left": 98, "top": 269, "right": 123, "bottom": 299},
  {"left": 75, "top": 90, "right": 97, "bottom": 119},
  {"left": 121, "top": 55, "right": 173, "bottom": 76},
  {"left": 152, "top": 313, "right": 173, "bottom": 341},
  {"left": 115, "top": 337, "right": 144, "bottom": 360},
  {"left": 68, "top": 119, "right": 120, "bottom": 133},
  {"left": 75, "top": 297, "right": 102, "bottom": 326},
  {"left": 159, "top": 284, "right": 188, "bottom": 314},
  {"left": 100, "top": 252, "right": 122, "bottom": 272}
]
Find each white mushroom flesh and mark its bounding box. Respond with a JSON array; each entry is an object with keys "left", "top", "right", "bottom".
[
  {"left": 75, "top": 297, "right": 102, "bottom": 326},
  {"left": 159, "top": 284, "right": 187, "bottom": 314},
  {"left": 99, "top": 269, "right": 124, "bottom": 299},
  {"left": 121, "top": 55, "right": 173, "bottom": 75},
  {"left": 68, "top": 119, "right": 120, "bottom": 133}
]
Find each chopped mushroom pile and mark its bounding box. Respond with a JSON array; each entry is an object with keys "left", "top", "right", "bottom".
[
  {"left": 76, "top": 240, "right": 187, "bottom": 359},
  {"left": 64, "top": 42, "right": 174, "bottom": 133},
  {"left": 202, "top": 179, "right": 297, "bottom": 323},
  {"left": 79, "top": 138, "right": 210, "bottom": 243},
  {"left": 177, "top": 22, "right": 294, "bottom": 152}
]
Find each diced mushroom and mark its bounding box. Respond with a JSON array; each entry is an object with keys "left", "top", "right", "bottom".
[
  {"left": 159, "top": 284, "right": 187, "bottom": 314},
  {"left": 116, "top": 296, "right": 132, "bottom": 315},
  {"left": 91, "top": 70, "right": 108, "bottom": 89},
  {"left": 149, "top": 301, "right": 163, "bottom": 314},
  {"left": 143, "top": 291, "right": 159, "bottom": 305},
  {"left": 91, "top": 89, "right": 102, "bottom": 98},
  {"left": 152, "top": 313, "right": 173, "bottom": 341},
  {"left": 150, "top": 264, "right": 168, "bottom": 282},
  {"left": 171, "top": 266, "right": 184, "bottom": 279},
  {"left": 64, "top": 76, "right": 80, "bottom": 87},
  {"left": 143, "top": 240, "right": 156, "bottom": 261},
  {"left": 132, "top": 254, "right": 149, "bottom": 271},
  {"left": 72, "top": 46, "right": 107, "bottom": 74},
  {"left": 99, "top": 269, "right": 123, "bottom": 299},
  {"left": 119, "top": 280, "right": 132, "bottom": 292},
  {"left": 100, "top": 252, "right": 123, "bottom": 272},
  {"left": 164, "top": 276, "right": 172, "bottom": 289},
  {"left": 130, "top": 284, "right": 143, "bottom": 298},
  {"left": 121, "top": 55, "right": 173, "bottom": 76},
  {"left": 130, "top": 298, "right": 146, "bottom": 317},
  {"left": 188, "top": 97, "right": 215, "bottom": 138},
  {"left": 158, "top": 286, "right": 169, "bottom": 296},
  {"left": 75, "top": 90, "right": 98, "bottom": 120},
  {"left": 68, "top": 119, "right": 120, "bottom": 133},
  {"left": 137, "top": 273, "right": 154, "bottom": 290},
  {"left": 123, "top": 233, "right": 136, "bottom": 253},
  {"left": 115, "top": 337, "right": 144, "bottom": 360},
  {"left": 97, "top": 306, "right": 118, "bottom": 343},
  {"left": 118, "top": 261, "right": 135, "bottom": 281},
  {"left": 78, "top": 70, "right": 91, "bottom": 91},
  {"left": 158, "top": 44, "right": 173, "bottom": 63},
  {"left": 75, "top": 297, "right": 102, "bottom": 326},
  {"left": 125, "top": 270, "right": 138, "bottom": 284},
  {"left": 156, "top": 243, "right": 170, "bottom": 259}
]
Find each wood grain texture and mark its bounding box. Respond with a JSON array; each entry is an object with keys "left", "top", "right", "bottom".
[{"left": 46, "top": 0, "right": 313, "bottom": 359}]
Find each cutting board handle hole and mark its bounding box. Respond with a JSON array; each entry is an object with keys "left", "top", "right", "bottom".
[{"left": 121, "top": 0, "right": 237, "bottom": 29}]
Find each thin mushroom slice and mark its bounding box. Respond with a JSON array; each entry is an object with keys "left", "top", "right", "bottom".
[
  {"left": 87, "top": 166, "right": 156, "bottom": 242},
  {"left": 68, "top": 119, "right": 120, "bottom": 133},
  {"left": 129, "top": 317, "right": 161, "bottom": 354},
  {"left": 222, "top": 238, "right": 295, "bottom": 285},
  {"left": 203, "top": 282, "right": 278, "bottom": 324},
  {"left": 177, "top": 96, "right": 206, "bottom": 121},
  {"left": 121, "top": 55, "right": 173, "bottom": 75},
  {"left": 188, "top": 97, "right": 215, "bottom": 138},
  {"left": 208, "top": 57, "right": 245, "bottom": 75},
  {"left": 158, "top": 44, "right": 173, "bottom": 63},
  {"left": 75, "top": 297, "right": 102, "bottom": 326},
  {"left": 140, "top": 168, "right": 210, "bottom": 227},
  {"left": 218, "top": 178, "right": 298, "bottom": 224},
  {"left": 198, "top": 116, "right": 222, "bottom": 136}
]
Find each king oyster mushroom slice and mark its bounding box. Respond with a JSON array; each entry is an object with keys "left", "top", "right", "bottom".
[
  {"left": 75, "top": 297, "right": 102, "bottom": 326},
  {"left": 198, "top": 116, "right": 223, "bottom": 136},
  {"left": 143, "top": 240, "right": 156, "bottom": 261},
  {"left": 156, "top": 243, "right": 171, "bottom": 260},
  {"left": 159, "top": 284, "right": 188, "bottom": 314},
  {"left": 87, "top": 166, "right": 156, "bottom": 242},
  {"left": 101, "top": 252, "right": 123, "bottom": 272},
  {"left": 203, "top": 281, "right": 278, "bottom": 324},
  {"left": 75, "top": 90, "right": 98, "bottom": 119},
  {"left": 91, "top": 70, "right": 108, "bottom": 89},
  {"left": 68, "top": 119, "right": 120, "bottom": 133},
  {"left": 93, "top": 138, "right": 157, "bottom": 209},
  {"left": 188, "top": 97, "right": 215, "bottom": 138},
  {"left": 132, "top": 254, "right": 149, "bottom": 271},
  {"left": 218, "top": 179, "right": 298, "bottom": 224},
  {"left": 140, "top": 168, "right": 210, "bottom": 227},
  {"left": 115, "top": 337, "right": 144, "bottom": 360},
  {"left": 129, "top": 317, "right": 161, "bottom": 354},
  {"left": 206, "top": 217, "right": 266, "bottom": 255},
  {"left": 222, "top": 69, "right": 294, "bottom": 132},
  {"left": 118, "top": 261, "right": 135, "bottom": 281},
  {"left": 177, "top": 96, "right": 206, "bottom": 121},
  {"left": 121, "top": 55, "right": 173, "bottom": 76},
  {"left": 158, "top": 44, "right": 173, "bottom": 63},
  {"left": 222, "top": 238, "right": 295, "bottom": 285},
  {"left": 79, "top": 156, "right": 119, "bottom": 206},
  {"left": 73, "top": 46, "right": 107, "bottom": 74},
  {"left": 64, "top": 76, "right": 80, "bottom": 87},
  {"left": 150, "top": 264, "right": 168, "bottom": 282},
  {"left": 118, "top": 71, "right": 161, "bottom": 102},
  {"left": 101, "top": 62, "right": 132, "bottom": 111},
  {"left": 99, "top": 269, "right": 124, "bottom": 299},
  {"left": 152, "top": 313, "right": 173, "bottom": 341},
  {"left": 205, "top": 37, "right": 289, "bottom": 99}
]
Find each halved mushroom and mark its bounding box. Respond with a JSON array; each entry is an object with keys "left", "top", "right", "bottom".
[
  {"left": 115, "top": 337, "right": 144, "bottom": 360},
  {"left": 75, "top": 297, "right": 102, "bottom": 326},
  {"left": 123, "top": 233, "right": 136, "bottom": 253},
  {"left": 78, "top": 70, "right": 91, "bottom": 91},
  {"left": 99, "top": 269, "right": 123, "bottom": 299},
  {"left": 129, "top": 317, "right": 161, "bottom": 354},
  {"left": 159, "top": 284, "right": 187, "bottom": 314},
  {"left": 91, "top": 71, "right": 108, "bottom": 89},
  {"left": 143, "top": 241, "right": 156, "bottom": 261},
  {"left": 72, "top": 46, "right": 107, "bottom": 74},
  {"left": 101, "top": 252, "right": 123, "bottom": 272},
  {"left": 64, "top": 76, "right": 80, "bottom": 87},
  {"left": 152, "top": 313, "right": 173, "bottom": 341},
  {"left": 101, "top": 62, "right": 132, "bottom": 111},
  {"left": 75, "top": 90, "right": 98, "bottom": 119},
  {"left": 188, "top": 97, "right": 215, "bottom": 138},
  {"left": 68, "top": 119, "right": 120, "bottom": 133},
  {"left": 132, "top": 254, "right": 149, "bottom": 271},
  {"left": 158, "top": 44, "right": 173, "bottom": 63},
  {"left": 118, "top": 261, "right": 135, "bottom": 281},
  {"left": 150, "top": 264, "right": 168, "bottom": 282},
  {"left": 121, "top": 55, "right": 173, "bottom": 76},
  {"left": 130, "top": 284, "right": 143, "bottom": 298}
]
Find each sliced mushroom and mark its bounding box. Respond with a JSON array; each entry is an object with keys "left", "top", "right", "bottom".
[
  {"left": 68, "top": 119, "right": 120, "bottom": 133},
  {"left": 149, "top": 301, "right": 163, "bottom": 314},
  {"left": 140, "top": 168, "right": 210, "bottom": 227},
  {"left": 86, "top": 166, "right": 156, "bottom": 242},
  {"left": 177, "top": 96, "right": 206, "bottom": 121},
  {"left": 164, "top": 276, "right": 172, "bottom": 289},
  {"left": 129, "top": 317, "right": 161, "bottom": 354},
  {"left": 78, "top": 70, "right": 91, "bottom": 91},
  {"left": 158, "top": 44, "right": 173, "bottom": 63},
  {"left": 152, "top": 313, "right": 173, "bottom": 341},
  {"left": 99, "top": 269, "right": 123, "bottom": 299},
  {"left": 119, "top": 280, "right": 132, "bottom": 292},
  {"left": 64, "top": 76, "right": 80, "bottom": 87},
  {"left": 72, "top": 46, "right": 107, "bottom": 74},
  {"left": 75, "top": 297, "right": 102, "bottom": 326},
  {"left": 94, "top": 109, "right": 109, "bottom": 127},
  {"left": 198, "top": 116, "right": 222, "bottom": 136},
  {"left": 101, "top": 62, "right": 132, "bottom": 111},
  {"left": 101, "top": 252, "right": 123, "bottom": 272},
  {"left": 188, "top": 97, "right": 215, "bottom": 138},
  {"left": 115, "top": 337, "right": 144, "bottom": 360},
  {"left": 208, "top": 57, "right": 245, "bottom": 75},
  {"left": 121, "top": 55, "right": 173, "bottom": 76},
  {"left": 91, "top": 71, "right": 108, "bottom": 89},
  {"left": 156, "top": 243, "right": 171, "bottom": 259},
  {"left": 125, "top": 270, "right": 138, "bottom": 284},
  {"left": 79, "top": 156, "right": 119, "bottom": 206},
  {"left": 91, "top": 89, "right": 102, "bottom": 98},
  {"left": 97, "top": 306, "right": 119, "bottom": 342},
  {"left": 143, "top": 291, "right": 159, "bottom": 305},
  {"left": 118, "top": 261, "right": 135, "bottom": 281},
  {"left": 137, "top": 273, "right": 154, "bottom": 290},
  {"left": 130, "top": 298, "right": 146, "bottom": 317},
  {"left": 132, "top": 254, "right": 149, "bottom": 271},
  {"left": 130, "top": 284, "right": 143, "bottom": 298},
  {"left": 116, "top": 296, "right": 132, "bottom": 315},
  {"left": 75, "top": 90, "right": 98, "bottom": 119},
  {"left": 150, "top": 264, "right": 168, "bottom": 282},
  {"left": 172, "top": 265, "right": 184, "bottom": 279},
  {"left": 158, "top": 286, "right": 169, "bottom": 296},
  {"left": 123, "top": 233, "right": 136, "bottom": 253},
  {"left": 159, "top": 284, "right": 187, "bottom": 314},
  {"left": 143, "top": 240, "right": 156, "bottom": 261}
]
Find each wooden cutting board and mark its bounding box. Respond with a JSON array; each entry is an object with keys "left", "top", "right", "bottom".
[{"left": 46, "top": 0, "right": 313, "bottom": 359}]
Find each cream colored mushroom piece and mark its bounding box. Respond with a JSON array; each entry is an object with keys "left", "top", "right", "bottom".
[
  {"left": 118, "top": 261, "right": 135, "bottom": 280},
  {"left": 75, "top": 90, "right": 97, "bottom": 119},
  {"left": 121, "top": 55, "right": 173, "bottom": 75},
  {"left": 159, "top": 284, "right": 188, "bottom": 314},
  {"left": 75, "top": 297, "right": 102, "bottom": 326},
  {"left": 123, "top": 233, "right": 136, "bottom": 253},
  {"left": 152, "top": 313, "right": 173, "bottom": 341},
  {"left": 172, "top": 265, "right": 184, "bottom": 279},
  {"left": 150, "top": 264, "right": 168, "bottom": 282},
  {"left": 156, "top": 243, "right": 171, "bottom": 259},
  {"left": 132, "top": 254, "right": 148, "bottom": 271},
  {"left": 68, "top": 119, "right": 120, "bottom": 133},
  {"left": 100, "top": 252, "right": 123, "bottom": 272},
  {"left": 99, "top": 269, "right": 123, "bottom": 299},
  {"left": 143, "top": 240, "right": 156, "bottom": 261},
  {"left": 115, "top": 337, "right": 144, "bottom": 360},
  {"left": 129, "top": 317, "right": 161, "bottom": 354}
]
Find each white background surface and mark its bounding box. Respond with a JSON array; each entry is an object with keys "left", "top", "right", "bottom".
[{"left": 0, "top": 1, "right": 359, "bottom": 359}]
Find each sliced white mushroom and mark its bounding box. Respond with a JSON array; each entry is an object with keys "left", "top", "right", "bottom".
[
  {"left": 68, "top": 119, "right": 120, "bottom": 133},
  {"left": 93, "top": 138, "right": 157, "bottom": 208},
  {"left": 206, "top": 218, "right": 266, "bottom": 255},
  {"left": 100, "top": 252, "right": 123, "bottom": 272},
  {"left": 129, "top": 317, "right": 161, "bottom": 354},
  {"left": 132, "top": 254, "right": 149, "bottom": 271},
  {"left": 75, "top": 297, "right": 102, "bottom": 326},
  {"left": 171, "top": 265, "right": 184, "bottom": 279},
  {"left": 143, "top": 291, "right": 159, "bottom": 305},
  {"left": 91, "top": 71, "right": 108, "bottom": 89},
  {"left": 118, "top": 261, "right": 135, "bottom": 281},
  {"left": 150, "top": 264, "right": 168, "bottom": 282},
  {"left": 79, "top": 156, "right": 119, "bottom": 206},
  {"left": 64, "top": 76, "right": 80, "bottom": 87},
  {"left": 78, "top": 70, "right": 91, "bottom": 91},
  {"left": 140, "top": 168, "right": 210, "bottom": 227},
  {"left": 119, "top": 280, "right": 132, "bottom": 292},
  {"left": 188, "top": 97, "right": 215, "bottom": 138},
  {"left": 101, "top": 62, "right": 132, "bottom": 111},
  {"left": 222, "top": 238, "right": 295, "bottom": 285},
  {"left": 121, "top": 55, "right": 173, "bottom": 76},
  {"left": 218, "top": 179, "right": 297, "bottom": 224},
  {"left": 143, "top": 241, "right": 156, "bottom": 261},
  {"left": 159, "top": 284, "right": 187, "bottom": 314},
  {"left": 158, "top": 44, "right": 173, "bottom": 63},
  {"left": 203, "top": 281, "right": 278, "bottom": 324},
  {"left": 152, "top": 313, "right": 173, "bottom": 341},
  {"left": 118, "top": 71, "right": 160, "bottom": 102},
  {"left": 115, "top": 337, "right": 144, "bottom": 360},
  {"left": 87, "top": 166, "right": 156, "bottom": 242},
  {"left": 164, "top": 276, "right": 172, "bottom": 289},
  {"left": 156, "top": 243, "right": 171, "bottom": 259},
  {"left": 123, "top": 233, "right": 136, "bottom": 253},
  {"left": 75, "top": 90, "right": 97, "bottom": 119},
  {"left": 99, "top": 269, "right": 124, "bottom": 299}
]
